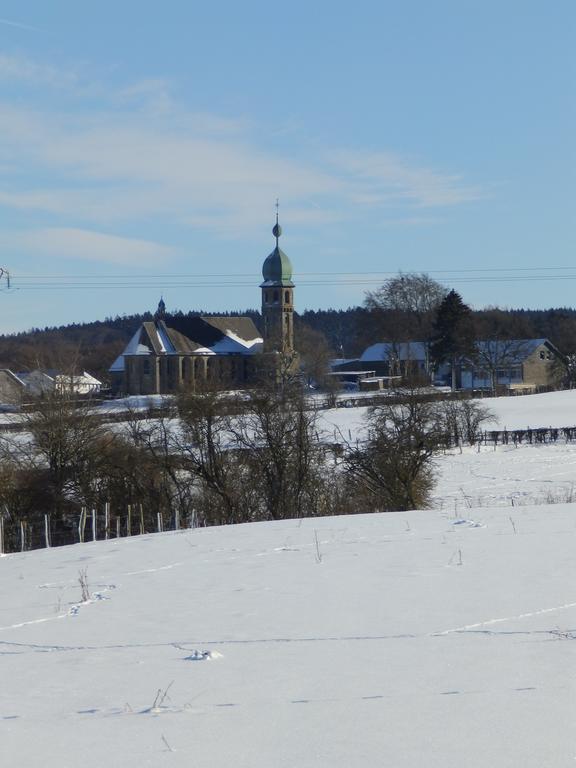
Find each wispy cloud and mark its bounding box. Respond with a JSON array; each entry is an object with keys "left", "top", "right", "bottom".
[
  {"left": 330, "top": 149, "right": 483, "bottom": 207},
  {"left": 6, "top": 228, "right": 176, "bottom": 266},
  {"left": 0, "top": 18, "right": 40, "bottom": 32},
  {"left": 0, "top": 54, "right": 76, "bottom": 88},
  {"left": 0, "top": 56, "right": 484, "bottom": 241}
]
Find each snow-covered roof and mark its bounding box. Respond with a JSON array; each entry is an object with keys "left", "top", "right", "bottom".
[
  {"left": 110, "top": 317, "right": 263, "bottom": 373},
  {"left": 361, "top": 342, "right": 428, "bottom": 362},
  {"left": 473, "top": 339, "right": 556, "bottom": 364}
]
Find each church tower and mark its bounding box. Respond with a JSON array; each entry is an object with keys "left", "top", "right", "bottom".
[{"left": 260, "top": 211, "right": 294, "bottom": 354}]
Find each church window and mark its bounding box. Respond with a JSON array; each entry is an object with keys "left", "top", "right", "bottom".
[
  {"left": 284, "top": 290, "right": 290, "bottom": 304},
  {"left": 143, "top": 358, "right": 151, "bottom": 374}
]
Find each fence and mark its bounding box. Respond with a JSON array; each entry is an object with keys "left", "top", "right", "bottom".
[{"left": 0, "top": 504, "right": 186, "bottom": 555}]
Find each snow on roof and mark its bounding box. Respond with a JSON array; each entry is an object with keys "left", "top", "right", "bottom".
[
  {"left": 209, "top": 329, "right": 263, "bottom": 355},
  {"left": 109, "top": 328, "right": 154, "bottom": 372},
  {"left": 110, "top": 318, "right": 264, "bottom": 372},
  {"left": 155, "top": 323, "right": 176, "bottom": 354},
  {"left": 361, "top": 342, "right": 428, "bottom": 362},
  {"left": 473, "top": 338, "right": 553, "bottom": 363}
]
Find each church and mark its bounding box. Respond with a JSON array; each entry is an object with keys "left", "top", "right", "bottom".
[{"left": 109, "top": 218, "right": 295, "bottom": 395}]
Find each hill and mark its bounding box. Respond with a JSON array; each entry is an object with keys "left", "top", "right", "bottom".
[{"left": 2, "top": 503, "right": 575, "bottom": 767}]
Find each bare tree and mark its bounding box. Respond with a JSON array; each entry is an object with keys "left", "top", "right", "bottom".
[
  {"left": 344, "top": 394, "right": 445, "bottom": 511},
  {"left": 175, "top": 387, "right": 253, "bottom": 526},
  {"left": 365, "top": 273, "right": 447, "bottom": 333},
  {"left": 228, "top": 385, "right": 330, "bottom": 520},
  {"left": 435, "top": 398, "right": 495, "bottom": 445},
  {"left": 473, "top": 339, "right": 532, "bottom": 393}
]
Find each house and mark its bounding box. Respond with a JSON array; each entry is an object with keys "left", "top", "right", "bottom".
[
  {"left": 110, "top": 217, "right": 296, "bottom": 396},
  {"left": 17, "top": 370, "right": 102, "bottom": 397},
  {"left": 0, "top": 369, "right": 27, "bottom": 404},
  {"left": 438, "top": 338, "right": 564, "bottom": 391},
  {"left": 0, "top": 368, "right": 103, "bottom": 404},
  {"left": 332, "top": 342, "right": 429, "bottom": 378},
  {"left": 334, "top": 338, "right": 564, "bottom": 392}
]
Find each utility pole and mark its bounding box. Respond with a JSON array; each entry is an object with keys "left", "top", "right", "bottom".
[{"left": 0, "top": 268, "right": 10, "bottom": 290}]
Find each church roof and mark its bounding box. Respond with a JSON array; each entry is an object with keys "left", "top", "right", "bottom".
[
  {"left": 261, "top": 246, "right": 294, "bottom": 286},
  {"left": 260, "top": 218, "right": 294, "bottom": 287},
  {"left": 109, "top": 315, "right": 263, "bottom": 372}
]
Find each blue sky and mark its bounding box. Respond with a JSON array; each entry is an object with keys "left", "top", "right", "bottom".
[{"left": 0, "top": 1, "right": 574, "bottom": 332}]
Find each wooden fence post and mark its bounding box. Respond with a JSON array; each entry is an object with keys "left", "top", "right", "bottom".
[
  {"left": 139, "top": 504, "right": 144, "bottom": 535},
  {"left": 127, "top": 504, "right": 132, "bottom": 536},
  {"left": 0, "top": 513, "right": 4, "bottom": 555},
  {"left": 104, "top": 502, "right": 110, "bottom": 540},
  {"left": 79, "top": 507, "right": 86, "bottom": 544},
  {"left": 92, "top": 509, "right": 97, "bottom": 542},
  {"left": 116, "top": 517, "right": 121, "bottom": 538},
  {"left": 20, "top": 521, "right": 26, "bottom": 552},
  {"left": 44, "top": 514, "right": 51, "bottom": 548}
]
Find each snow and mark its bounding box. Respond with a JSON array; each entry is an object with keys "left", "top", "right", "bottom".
[
  {"left": 471, "top": 388, "right": 576, "bottom": 430},
  {"left": 155, "top": 324, "right": 176, "bottom": 354},
  {"left": 3, "top": 507, "right": 576, "bottom": 766},
  {"left": 5, "top": 388, "right": 576, "bottom": 766},
  {"left": 109, "top": 328, "right": 152, "bottom": 372},
  {"left": 433, "top": 442, "right": 576, "bottom": 511},
  {"left": 194, "top": 329, "right": 263, "bottom": 355},
  {"left": 360, "top": 341, "right": 428, "bottom": 362}
]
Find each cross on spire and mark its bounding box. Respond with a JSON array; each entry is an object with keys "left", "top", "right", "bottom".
[{"left": 272, "top": 199, "right": 282, "bottom": 245}]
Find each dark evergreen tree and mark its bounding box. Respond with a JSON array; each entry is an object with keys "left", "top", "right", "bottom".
[{"left": 430, "top": 290, "right": 476, "bottom": 390}]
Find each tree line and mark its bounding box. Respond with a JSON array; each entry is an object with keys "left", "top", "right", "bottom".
[
  {"left": 1, "top": 275, "right": 576, "bottom": 384},
  {"left": 0, "top": 385, "right": 494, "bottom": 553}
]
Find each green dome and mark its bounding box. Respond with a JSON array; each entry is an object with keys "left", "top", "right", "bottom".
[
  {"left": 261, "top": 245, "right": 293, "bottom": 285},
  {"left": 260, "top": 218, "right": 294, "bottom": 286}
]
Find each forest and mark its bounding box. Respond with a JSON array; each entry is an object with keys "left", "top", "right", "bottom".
[{"left": 1, "top": 300, "right": 576, "bottom": 385}]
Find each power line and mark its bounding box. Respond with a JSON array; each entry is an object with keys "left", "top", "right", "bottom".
[
  {"left": 9, "top": 265, "right": 576, "bottom": 279},
  {"left": 5, "top": 266, "right": 576, "bottom": 291},
  {"left": 8, "top": 277, "right": 576, "bottom": 290}
]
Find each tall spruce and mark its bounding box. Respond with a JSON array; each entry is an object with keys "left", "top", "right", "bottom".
[{"left": 430, "top": 290, "right": 476, "bottom": 390}]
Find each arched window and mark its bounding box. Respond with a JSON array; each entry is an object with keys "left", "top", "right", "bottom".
[
  {"left": 284, "top": 290, "right": 290, "bottom": 304},
  {"left": 273, "top": 290, "right": 279, "bottom": 302}
]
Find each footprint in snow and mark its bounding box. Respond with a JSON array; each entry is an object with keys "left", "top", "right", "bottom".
[
  {"left": 453, "top": 519, "right": 485, "bottom": 528},
  {"left": 183, "top": 650, "right": 223, "bottom": 661}
]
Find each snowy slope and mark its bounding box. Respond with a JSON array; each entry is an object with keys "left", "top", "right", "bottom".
[
  {"left": 3, "top": 507, "right": 576, "bottom": 767},
  {"left": 433, "top": 442, "right": 576, "bottom": 512},
  {"left": 318, "top": 388, "right": 576, "bottom": 439}
]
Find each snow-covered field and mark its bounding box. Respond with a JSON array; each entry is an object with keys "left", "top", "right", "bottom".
[
  {"left": 319, "top": 387, "right": 576, "bottom": 438},
  {"left": 4, "top": 389, "right": 576, "bottom": 767},
  {"left": 4, "top": 507, "right": 576, "bottom": 767},
  {"left": 433, "top": 442, "right": 576, "bottom": 511}
]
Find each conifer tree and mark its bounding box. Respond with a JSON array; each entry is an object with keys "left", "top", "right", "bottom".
[{"left": 430, "top": 290, "right": 476, "bottom": 390}]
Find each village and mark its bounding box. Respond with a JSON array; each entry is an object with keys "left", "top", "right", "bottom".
[{"left": 1, "top": 2, "right": 574, "bottom": 767}]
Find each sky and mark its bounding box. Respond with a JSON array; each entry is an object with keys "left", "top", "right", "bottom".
[{"left": 0, "top": 0, "right": 574, "bottom": 333}]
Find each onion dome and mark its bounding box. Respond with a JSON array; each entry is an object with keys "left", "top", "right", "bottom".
[{"left": 261, "top": 218, "right": 294, "bottom": 286}]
